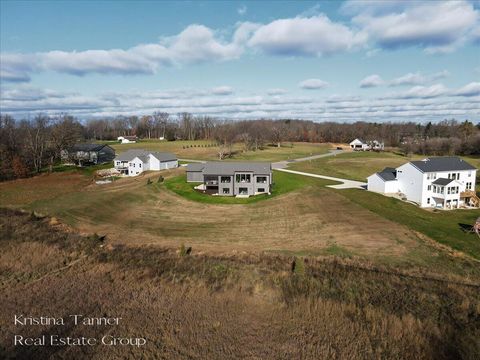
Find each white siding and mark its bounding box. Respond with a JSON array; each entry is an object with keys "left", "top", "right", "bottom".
[
  {"left": 396, "top": 163, "right": 424, "bottom": 206},
  {"left": 367, "top": 174, "right": 387, "bottom": 193}
]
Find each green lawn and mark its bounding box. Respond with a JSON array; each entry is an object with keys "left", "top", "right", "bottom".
[
  {"left": 337, "top": 188, "right": 480, "bottom": 260},
  {"left": 289, "top": 151, "right": 419, "bottom": 181},
  {"left": 163, "top": 170, "right": 336, "bottom": 204}
]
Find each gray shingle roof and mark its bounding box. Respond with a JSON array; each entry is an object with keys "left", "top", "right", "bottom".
[
  {"left": 186, "top": 163, "right": 205, "bottom": 172},
  {"left": 432, "top": 178, "right": 454, "bottom": 186},
  {"left": 410, "top": 157, "right": 476, "bottom": 173},
  {"left": 376, "top": 167, "right": 397, "bottom": 181},
  {"left": 71, "top": 143, "right": 109, "bottom": 152},
  {"left": 150, "top": 152, "right": 177, "bottom": 162},
  {"left": 115, "top": 149, "right": 177, "bottom": 162},
  {"left": 198, "top": 161, "right": 272, "bottom": 175}
]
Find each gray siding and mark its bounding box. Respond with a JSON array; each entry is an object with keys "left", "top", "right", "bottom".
[{"left": 187, "top": 171, "right": 203, "bottom": 182}]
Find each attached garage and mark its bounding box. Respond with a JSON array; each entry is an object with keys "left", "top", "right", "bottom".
[
  {"left": 186, "top": 163, "right": 205, "bottom": 182},
  {"left": 367, "top": 167, "right": 398, "bottom": 194}
]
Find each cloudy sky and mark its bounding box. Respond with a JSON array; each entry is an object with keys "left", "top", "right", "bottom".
[{"left": 1, "top": 0, "right": 479, "bottom": 122}]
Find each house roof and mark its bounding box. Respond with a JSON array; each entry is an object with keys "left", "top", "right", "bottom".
[
  {"left": 410, "top": 157, "right": 476, "bottom": 173},
  {"left": 432, "top": 178, "right": 454, "bottom": 186},
  {"left": 186, "top": 163, "right": 205, "bottom": 172},
  {"left": 201, "top": 161, "right": 272, "bottom": 175},
  {"left": 150, "top": 152, "right": 177, "bottom": 162},
  {"left": 71, "top": 143, "right": 109, "bottom": 152},
  {"left": 376, "top": 167, "right": 397, "bottom": 181},
  {"left": 115, "top": 149, "right": 177, "bottom": 162},
  {"left": 350, "top": 138, "right": 365, "bottom": 144}
]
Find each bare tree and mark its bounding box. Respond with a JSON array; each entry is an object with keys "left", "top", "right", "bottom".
[{"left": 24, "top": 115, "right": 50, "bottom": 173}]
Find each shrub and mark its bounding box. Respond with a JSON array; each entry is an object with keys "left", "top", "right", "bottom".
[
  {"left": 292, "top": 257, "right": 305, "bottom": 276},
  {"left": 157, "top": 175, "right": 164, "bottom": 183},
  {"left": 147, "top": 178, "right": 152, "bottom": 185}
]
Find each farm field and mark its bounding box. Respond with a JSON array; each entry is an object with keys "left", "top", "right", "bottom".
[{"left": 106, "top": 140, "right": 332, "bottom": 162}]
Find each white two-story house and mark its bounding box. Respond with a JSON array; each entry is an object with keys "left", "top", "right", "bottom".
[
  {"left": 114, "top": 149, "right": 178, "bottom": 176},
  {"left": 367, "top": 157, "right": 478, "bottom": 209}
]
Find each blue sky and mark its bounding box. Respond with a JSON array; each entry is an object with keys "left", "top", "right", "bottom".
[{"left": 1, "top": 0, "right": 479, "bottom": 122}]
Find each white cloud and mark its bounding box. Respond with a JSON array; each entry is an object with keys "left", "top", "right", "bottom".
[
  {"left": 237, "top": 5, "right": 247, "bottom": 16},
  {"left": 359, "top": 74, "right": 384, "bottom": 88},
  {"left": 248, "top": 15, "right": 367, "bottom": 56},
  {"left": 0, "top": 24, "right": 248, "bottom": 82},
  {"left": 389, "top": 70, "right": 450, "bottom": 86},
  {"left": 266, "top": 88, "right": 287, "bottom": 95},
  {"left": 351, "top": 1, "right": 479, "bottom": 53},
  {"left": 2, "top": 85, "right": 479, "bottom": 123},
  {"left": 298, "top": 78, "right": 329, "bottom": 90},
  {"left": 211, "top": 86, "right": 234, "bottom": 95},
  {"left": 382, "top": 84, "right": 449, "bottom": 99},
  {"left": 453, "top": 82, "right": 480, "bottom": 97}
]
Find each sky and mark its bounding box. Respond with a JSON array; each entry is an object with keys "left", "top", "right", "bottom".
[{"left": 0, "top": 0, "right": 479, "bottom": 123}]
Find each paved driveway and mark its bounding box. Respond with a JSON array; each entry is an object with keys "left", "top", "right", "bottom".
[{"left": 272, "top": 150, "right": 367, "bottom": 190}]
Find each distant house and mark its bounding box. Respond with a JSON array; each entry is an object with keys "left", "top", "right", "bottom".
[
  {"left": 349, "top": 139, "right": 369, "bottom": 151},
  {"left": 114, "top": 149, "right": 178, "bottom": 176},
  {"left": 367, "top": 156, "right": 478, "bottom": 209},
  {"left": 117, "top": 136, "right": 138, "bottom": 144},
  {"left": 349, "top": 138, "right": 384, "bottom": 151},
  {"left": 186, "top": 162, "right": 272, "bottom": 197},
  {"left": 62, "top": 144, "right": 115, "bottom": 166}
]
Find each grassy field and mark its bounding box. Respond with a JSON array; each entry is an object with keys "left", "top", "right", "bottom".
[
  {"left": 1, "top": 165, "right": 479, "bottom": 277},
  {"left": 1, "top": 209, "right": 479, "bottom": 359},
  {"left": 289, "top": 151, "right": 422, "bottom": 181},
  {"left": 106, "top": 140, "right": 332, "bottom": 162},
  {"left": 338, "top": 189, "right": 480, "bottom": 260}
]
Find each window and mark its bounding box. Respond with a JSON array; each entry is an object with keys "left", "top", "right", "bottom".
[
  {"left": 447, "top": 187, "right": 451, "bottom": 195},
  {"left": 257, "top": 176, "right": 267, "bottom": 184},
  {"left": 139, "top": 163, "right": 142, "bottom": 168},
  {"left": 427, "top": 198, "right": 430, "bottom": 204},
  {"left": 468, "top": 172, "right": 472, "bottom": 177},
  {"left": 222, "top": 188, "right": 230, "bottom": 194},
  {"left": 238, "top": 187, "right": 248, "bottom": 195},
  {"left": 235, "top": 174, "right": 251, "bottom": 183},
  {"left": 466, "top": 182, "right": 472, "bottom": 190},
  {"left": 257, "top": 188, "right": 265, "bottom": 193},
  {"left": 221, "top": 176, "right": 231, "bottom": 183},
  {"left": 428, "top": 185, "right": 432, "bottom": 191}
]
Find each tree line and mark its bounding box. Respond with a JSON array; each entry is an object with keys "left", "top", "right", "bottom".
[{"left": 1, "top": 112, "right": 479, "bottom": 181}]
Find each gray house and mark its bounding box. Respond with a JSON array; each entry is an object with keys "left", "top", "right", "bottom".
[
  {"left": 186, "top": 162, "right": 272, "bottom": 196},
  {"left": 62, "top": 144, "right": 115, "bottom": 166}
]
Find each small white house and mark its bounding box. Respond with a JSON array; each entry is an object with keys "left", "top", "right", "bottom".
[
  {"left": 117, "top": 136, "right": 138, "bottom": 144},
  {"left": 367, "top": 157, "right": 478, "bottom": 209},
  {"left": 114, "top": 149, "right": 178, "bottom": 176},
  {"left": 350, "top": 138, "right": 384, "bottom": 151},
  {"left": 349, "top": 138, "right": 370, "bottom": 151}
]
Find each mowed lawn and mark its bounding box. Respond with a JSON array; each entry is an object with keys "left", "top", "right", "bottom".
[
  {"left": 338, "top": 189, "right": 480, "bottom": 260},
  {"left": 107, "top": 140, "right": 333, "bottom": 162},
  {"left": 289, "top": 151, "right": 422, "bottom": 181}
]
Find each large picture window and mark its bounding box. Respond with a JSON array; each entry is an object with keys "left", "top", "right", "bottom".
[
  {"left": 235, "top": 174, "right": 251, "bottom": 183},
  {"left": 238, "top": 187, "right": 248, "bottom": 195},
  {"left": 221, "top": 176, "right": 231, "bottom": 183}
]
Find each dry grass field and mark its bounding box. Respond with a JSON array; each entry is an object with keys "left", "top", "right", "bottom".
[
  {"left": 1, "top": 209, "right": 479, "bottom": 359},
  {"left": 107, "top": 140, "right": 332, "bottom": 161}
]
